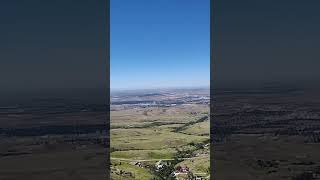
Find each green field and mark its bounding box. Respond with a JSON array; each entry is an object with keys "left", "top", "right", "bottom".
[
  {"left": 111, "top": 161, "right": 154, "bottom": 180},
  {"left": 111, "top": 149, "right": 177, "bottom": 160},
  {"left": 177, "top": 156, "right": 210, "bottom": 174},
  {"left": 111, "top": 128, "right": 208, "bottom": 151},
  {"left": 182, "top": 121, "right": 210, "bottom": 136},
  {"left": 110, "top": 105, "right": 210, "bottom": 179}
]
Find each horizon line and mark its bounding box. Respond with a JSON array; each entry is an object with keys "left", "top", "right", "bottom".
[{"left": 110, "top": 85, "right": 210, "bottom": 92}]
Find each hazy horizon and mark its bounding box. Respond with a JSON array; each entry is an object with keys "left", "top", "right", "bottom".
[{"left": 110, "top": 84, "right": 210, "bottom": 92}]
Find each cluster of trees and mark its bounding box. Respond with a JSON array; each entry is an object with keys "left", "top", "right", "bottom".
[
  {"left": 150, "top": 163, "right": 175, "bottom": 180},
  {"left": 150, "top": 157, "right": 182, "bottom": 180},
  {"left": 174, "top": 115, "right": 208, "bottom": 132},
  {"left": 151, "top": 163, "right": 195, "bottom": 180}
]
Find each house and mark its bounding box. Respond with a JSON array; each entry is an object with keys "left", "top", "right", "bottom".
[
  {"left": 176, "top": 165, "right": 190, "bottom": 173},
  {"left": 181, "top": 166, "right": 189, "bottom": 173},
  {"left": 155, "top": 160, "right": 165, "bottom": 170}
]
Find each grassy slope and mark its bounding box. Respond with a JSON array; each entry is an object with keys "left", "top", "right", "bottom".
[
  {"left": 182, "top": 121, "right": 209, "bottom": 136},
  {"left": 177, "top": 156, "right": 210, "bottom": 174},
  {"left": 111, "top": 128, "right": 208, "bottom": 150},
  {"left": 110, "top": 105, "right": 210, "bottom": 179},
  {"left": 111, "top": 149, "right": 176, "bottom": 160},
  {"left": 111, "top": 161, "right": 154, "bottom": 180}
]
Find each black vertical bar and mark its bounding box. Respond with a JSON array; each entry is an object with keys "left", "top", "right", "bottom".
[{"left": 106, "top": 0, "right": 110, "bottom": 179}]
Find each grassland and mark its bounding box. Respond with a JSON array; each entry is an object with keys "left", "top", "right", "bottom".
[
  {"left": 111, "top": 105, "right": 208, "bottom": 127},
  {"left": 182, "top": 121, "right": 210, "bottom": 136},
  {"left": 111, "top": 128, "right": 208, "bottom": 151},
  {"left": 111, "top": 161, "right": 154, "bottom": 180},
  {"left": 110, "top": 104, "right": 210, "bottom": 179},
  {"left": 111, "top": 149, "right": 176, "bottom": 160},
  {"left": 177, "top": 156, "right": 210, "bottom": 174}
]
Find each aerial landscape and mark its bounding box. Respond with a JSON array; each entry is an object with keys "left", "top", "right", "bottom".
[
  {"left": 110, "top": 88, "right": 210, "bottom": 179},
  {"left": 110, "top": 0, "right": 209, "bottom": 178},
  {"left": 0, "top": 0, "right": 108, "bottom": 178},
  {"left": 212, "top": 0, "right": 320, "bottom": 178},
  {"left": 212, "top": 83, "right": 320, "bottom": 180},
  {"left": 0, "top": 90, "right": 108, "bottom": 180},
  {"left": 110, "top": 0, "right": 210, "bottom": 179}
]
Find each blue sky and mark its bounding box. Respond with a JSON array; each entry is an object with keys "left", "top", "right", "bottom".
[{"left": 111, "top": 0, "right": 210, "bottom": 90}]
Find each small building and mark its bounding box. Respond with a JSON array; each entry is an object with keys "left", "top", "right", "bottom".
[
  {"left": 176, "top": 165, "right": 190, "bottom": 173},
  {"left": 156, "top": 160, "right": 165, "bottom": 170}
]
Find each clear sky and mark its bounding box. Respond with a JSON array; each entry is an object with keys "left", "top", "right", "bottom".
[{"left": 110, "top": 0, "right": 210, "bottom": 90}]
